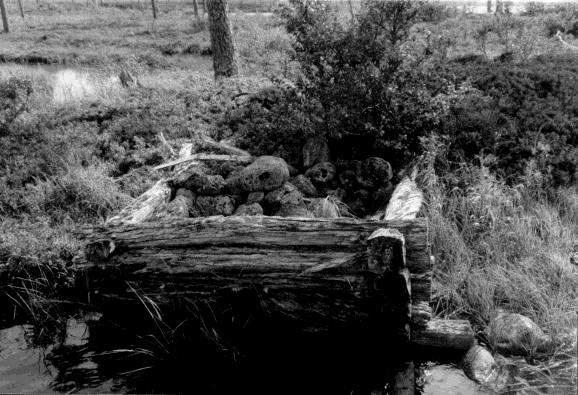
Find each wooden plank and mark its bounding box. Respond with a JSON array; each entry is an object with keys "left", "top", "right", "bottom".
[
  {"left": 154, "top": 154, "right": 253, "bottom": 171},
  {"left": 412, "top": 319, "right": 475, "bottom": 350},
  {"left": 106, "top": 180, "right": 172, "bottom": 226},
  {"left": 79, "top": 216, "right": 431, "bottom": 275}
]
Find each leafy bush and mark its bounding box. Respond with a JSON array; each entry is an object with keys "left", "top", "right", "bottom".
[
  {"left": 0, "top": 78, "right": 33, "bottom": 136},
  {"left": 438, "top": 54, "right": 578, "bottom": 186},
  {"left": 262, "top": 0, "right": 453, "bottom": 168}
]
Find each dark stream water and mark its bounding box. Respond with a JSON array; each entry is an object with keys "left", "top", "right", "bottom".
[{"left": 0, "top": 321, "right": 498, "bottom": 395}]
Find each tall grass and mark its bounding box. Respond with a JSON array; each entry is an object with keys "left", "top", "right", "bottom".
[{"left": 416, "top": 136, "right": 577, "bottom": 385}]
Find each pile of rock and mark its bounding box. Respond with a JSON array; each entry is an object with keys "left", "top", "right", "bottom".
[{"left": 158, "top": 148, "right": 395, "bottom": 219}]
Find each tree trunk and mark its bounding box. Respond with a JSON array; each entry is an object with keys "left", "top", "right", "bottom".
[
  {"left": 206, "top": 0, "right": 238, "bottom": 78},
  {"left": 495, "top": 0, "right": 503, "bottom": 14},
  {"left": 17, "top": 0, "right": 24, "bottom": 19},
  {"left": 0, "top": 0, "right": 9, "bottom": 33},
  {"left": 150, "top": 0, "right": 157, "bottom": 19},
  {"left": 192, "top": 0, "right": 199, "bottom": 20},
  {"left": 486, "top": 0, "right": 492, "bottom": 13}
]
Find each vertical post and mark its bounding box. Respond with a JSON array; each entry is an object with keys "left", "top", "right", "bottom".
[
  {"left": 0, "top": 0, "right": 9, "bottom": 33},
  {"left": 367, "top": 228, "right": 413, "bottom": 394},
  {"left": 151, "top": 0, "right": 157, "bottom": 18},
  {"left": 367, "top": 228, "right": 411, "bottom": 340}
]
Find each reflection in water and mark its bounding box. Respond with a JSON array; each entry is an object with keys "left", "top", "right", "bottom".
[
  {"left": 0, "top": 321, "right": 575, "bottom": 394},
  {"left": 52, "top": 69, "right": 121, "bottom": 104}
]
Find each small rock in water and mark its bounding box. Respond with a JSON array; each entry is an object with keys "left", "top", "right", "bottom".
[
  {"left": 462, "top": 345, "right": 498, "bottom": 385},
  {"left": 234, "top": 203, "right": 264, "bottom": 216},
  {"left": 488, "top": 312, "right": 551, "bottom": 355},
  {"left": 64, "top": 318, "right": 89, "bottom": 347}
]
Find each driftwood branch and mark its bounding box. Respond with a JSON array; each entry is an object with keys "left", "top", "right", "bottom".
[{"left": 154, "top": 154, "right": 253, "bottom": 170}]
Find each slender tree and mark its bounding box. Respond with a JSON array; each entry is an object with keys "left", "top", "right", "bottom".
[
  {"left": 487, "top": 0, "right": 492, "bottom": 13},
  {"left": 495, "top": 0, "right": 503, "bottom": 14},
  {"left": 0, "top": 0, "right": 8, "bottom": 33},
  {"left": 206, "top": 0, "right": 238, "bottom": 78},
  {"left": 192, "top": 0, "right": 199, "bottom": 20},
  {"left": 151, "top": 0, "right": 157, "bottom": 19},
  {"left": 17, "top": 0, "right": 24, "bottom": 19}
]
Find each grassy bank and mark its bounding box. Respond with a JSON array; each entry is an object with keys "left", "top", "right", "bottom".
[{"left": 0, "top": 1, "right": 576, "bottom": 390}]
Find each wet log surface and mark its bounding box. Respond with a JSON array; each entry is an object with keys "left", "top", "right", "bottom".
[{"left": 412, "top": 318, "right": 475, "bottom": 350}]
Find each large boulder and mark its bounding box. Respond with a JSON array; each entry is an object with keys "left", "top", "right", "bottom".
[
  {"left": 226, "top": 156, "right": 290, "bottom": 193},
  {"left": 173, "top": 166, "right": 226, "bottom": 195},
  {"left": 195, "top": 195, "right": 236, "bottom": 216},
  {"left": 488, "top": 312, "right": 551, "bottom": 355},
  {"left": 234, "top": 203, "right": 264, "bottom": 216},
  {"left": 305, "top": 162, "right": 336, "bottom": 186},
  {"left": 263, "top": 183, "right": 304, "bottom": 213},
  {"left": 462, "top": 345, "right": 498, "bottom": 385},
  {"left": 291, "top": 174, "right": 318, "bottom": 198},
  {"left": 302, "top": 136, "right": 330, "bottom": 168}
]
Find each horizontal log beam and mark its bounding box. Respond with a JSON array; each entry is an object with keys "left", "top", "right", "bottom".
[
  {"left": 79, "top": 216, "right": 430, "bottom": 275},
  {"left": 412, "top": 319, "right": 475, "bottom": 351}
]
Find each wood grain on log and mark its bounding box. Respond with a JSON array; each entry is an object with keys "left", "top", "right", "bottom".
[
  {"left": 80, "top": 217, "right": 430, "bottom": 272},
  {"left": 412, "top": 319, "right": 475, "bottom": 350},
  {"left": 79, "top": 217, "right": 431, "bottom": 302},
  {"left": 411, "top": 301, "right": 433, "bottom": 326},
  {"left": 367, "top": 228, "right": 406, "bottom": 273}
]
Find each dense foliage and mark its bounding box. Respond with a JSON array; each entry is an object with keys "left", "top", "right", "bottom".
[{"left": 228, "top": 0, "right": 577, "bottom": 186}]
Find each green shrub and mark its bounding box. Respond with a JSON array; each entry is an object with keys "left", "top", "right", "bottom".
[
  {"left": 0, "top": 78, "right": 33, "bottom": 136},
  {"left": 268, "top": 0, "right": 452, "bottom": 168}
]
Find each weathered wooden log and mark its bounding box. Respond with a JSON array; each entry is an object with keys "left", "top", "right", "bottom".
[
  {"left": 78, "top": 220, "right": 428, "bottom": 336},
  {"left": 367, "top": 229, "right": 411, "bottom": 341},
  {"left": 79, "top": 217, "right": 431, "bottom": 303},
  {"left": 106, "top": 180, "right": 172, "bottom": 226},
  {"left": 154, "top": 154, "right": 253, "bottom": 171},
  {"left": 411, "top": 301, "right": 433, "bottom": 326},
  {"left": 370, "top": 177, "right": 424, "bottom": 221},
  {"left": 367, "top": 228, "right": 406, "bottom": 273},
  {"left": 412, "top": 318, "right": 475, "bottom": 350}
]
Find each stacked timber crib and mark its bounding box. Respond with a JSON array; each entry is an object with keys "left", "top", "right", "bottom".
[{"left": 76, "top": 147, "right": 475, "bottom": 392}]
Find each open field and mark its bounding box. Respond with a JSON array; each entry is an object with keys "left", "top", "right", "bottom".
[{"left": 0, "top": 0, "right": 577, "bottom": 392}]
